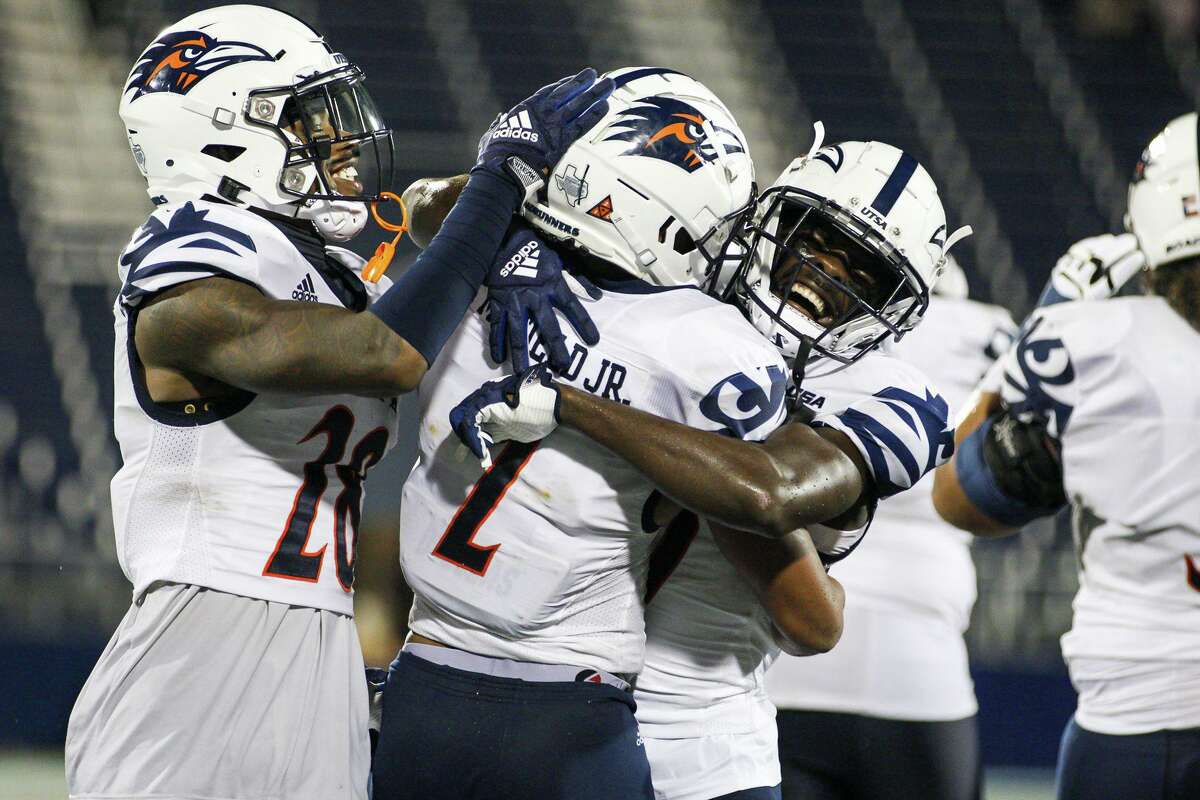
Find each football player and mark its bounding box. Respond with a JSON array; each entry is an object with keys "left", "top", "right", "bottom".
[
  {"left": 65, "top": 6, "right": 610, "bottom": 800},
  {"left": 765, "top": 256, "right": 1016, "bottom": 800},
  {"left": 450, "top": 135, "right": 971, "bottom": 799},
  {"left": 931, "top": 113, "right": 1200, "bottom": 800},
  {"left": 369, "top": 68, "right": 783, "bottom": 800}
]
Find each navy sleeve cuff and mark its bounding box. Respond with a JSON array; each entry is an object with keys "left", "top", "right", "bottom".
[{"left": 955, "top": 416, "right": 1048, "bottom": 528}]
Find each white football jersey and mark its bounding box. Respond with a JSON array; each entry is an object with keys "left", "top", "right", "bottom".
[
  {"left": 401, "top": 278, "right": 787, "bottom": 676},
  {"left": 635, "top": 344, "right": 953, "bottom": 799},
  {"left": 111, "top": 199, "right": 400, "bottom": 616},
  {"left": 768, "top": 297, "right": 1015, "bottom": 722},
  {"left": 997, "top": 296, "right": 1200, "bottom": 734}
]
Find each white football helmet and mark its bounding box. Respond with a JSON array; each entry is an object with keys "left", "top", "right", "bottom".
[
  {"left": 522, "top": 67, "right": 754, "bottom": 287},
  {"left": 1127, "top": 112, "right": 1200, "bottom": 270},
  {"left": 119, "top": 4, "right": 393, "bottom": 241},
  {"left": 722, "top": 134, "right": 971, "bottom": 373}
]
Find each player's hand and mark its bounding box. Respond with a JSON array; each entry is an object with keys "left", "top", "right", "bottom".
[
  {"left": 806, "top": 522, "right": 868, "bottom": 569},
  {"left": 449, "top": 364, "right": 562, "bottom": 468},
  {"left": 486, "top": 225, "right": 601, "bottom": 373},
  {"left": 1037, "top": 233, "right": 1145, "bottom": 307},
  {"left": 475, "top": 68, "right": 614, "bottom": 201}
]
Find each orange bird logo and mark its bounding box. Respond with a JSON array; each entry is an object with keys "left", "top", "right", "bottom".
[
  {"left": 604, "top": 96, "right": 745, "bottom": 174},
  {"left": 124, "top": 30, "right": 273, "bottom": 102}
]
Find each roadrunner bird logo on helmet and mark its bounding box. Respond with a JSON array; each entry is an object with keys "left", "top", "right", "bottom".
[
  {"left": 124, "top": 30, "right": 273, "bottom": 101},
  {"left": 604, "top": 95, "right": 746, "bottom": 174}
]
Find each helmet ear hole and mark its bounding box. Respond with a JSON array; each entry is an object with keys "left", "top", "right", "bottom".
[
  {"left": 673, "top": 228, "right": 696, "bottom": 255},
  {"left": 201, "top": 144, "right": 247, "bottom": 162}
]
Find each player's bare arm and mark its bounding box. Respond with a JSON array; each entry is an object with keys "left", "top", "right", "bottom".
[
  {"left": 556, "top": 384, "right": 872, "bottom": 536},
  {"left": 709, "top": 522, "right": 844, "bottom": 654},
  {"left": 136, "top": 277, "right": 427, "bottom": 399}
]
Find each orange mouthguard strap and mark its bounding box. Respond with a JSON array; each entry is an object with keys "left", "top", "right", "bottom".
[{"left": 363, "top": 191, "right": 410, "bottom": 283}]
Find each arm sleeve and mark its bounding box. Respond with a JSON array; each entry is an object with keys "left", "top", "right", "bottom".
[
  {"left": 810, "top": 365, "right": 955, "bottom": 498},
  {"left": 118, "top": 202, "right": 262, "bottom": 307}
]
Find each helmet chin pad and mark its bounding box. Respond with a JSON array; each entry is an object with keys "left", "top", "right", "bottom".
[{"left": 303, "top": 199, "right": 368, "bottom": 242}]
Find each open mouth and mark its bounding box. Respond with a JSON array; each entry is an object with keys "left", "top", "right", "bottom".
[
  {"left": 330, "top": 163, "right": 362, "bottom": 195},
  {"left": 772, "top": 267, "right": 840, "bottom": 327}
]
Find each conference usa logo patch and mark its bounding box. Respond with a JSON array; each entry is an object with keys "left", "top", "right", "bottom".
[
  {"left": 700, "top": 365, "right": 787, "bottom": 438},
  {"left": 124, "top": 30, "right": 274, "bottom": 102},
  {"left": 604, "top": 96, "right": 745, "bottom": 174}
]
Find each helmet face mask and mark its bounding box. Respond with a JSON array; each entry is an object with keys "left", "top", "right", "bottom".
[
  {"left": 248, "top": 64, "right": 394, "bottom": 204},
  {"left": 712, "top": 137, "right": 968, "bottom": 374},
  {"left": 733, "top": 187, "right": 926, "bottom": 368}
]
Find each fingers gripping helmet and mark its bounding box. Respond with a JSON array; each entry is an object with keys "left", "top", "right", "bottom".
[
  {"left": 119, "top": 4, "right": 394, "bottom": 241},
  {"left": 523, "top": 67, "right": 755, "bottom": 287},
  {"left": 727, "top": 134, "right": 971, "bottom": 372},
  {"left": 1127, "top": 112, "right": 1200, "bottom": 270}
]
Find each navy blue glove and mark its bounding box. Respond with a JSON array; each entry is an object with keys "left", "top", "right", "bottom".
[
  {"left": 450, "top": 364, "right": 561, "bottom": 468},
  {"left": 475, "top": 68, "right": 614, "bottom": 201},
  {"left": 486, "top": 225, "right": 601, "bottom": 373}
]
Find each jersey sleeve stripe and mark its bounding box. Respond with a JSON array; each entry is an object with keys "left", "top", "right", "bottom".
[
  {"left": 120, "top": 261, "right": 257, "bottom": 305},
  {"left": 178, "top": 237, "right": 241, "bottom": 256},
  {"left": 825, "top": 408, "right": 922, "bottom": 493}
]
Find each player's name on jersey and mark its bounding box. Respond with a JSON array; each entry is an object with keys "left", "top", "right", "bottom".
[{"left": 529, "top": 336, "right": 631, "bottom": 405}]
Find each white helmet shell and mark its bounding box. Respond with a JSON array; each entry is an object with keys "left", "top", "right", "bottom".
[
  {"left": 932, "top": 253, "right": 969, "bottom": 299},
  {"left": 523, "top": 67, "right": 755, "bottom": 287},
  {"left": 731, "top": 138, "right": 970, "bottom": 368},
  {"left": 1127, "top": 112, "right": 1200, "bottom": 270},
  {"left": 119, "top": 3, "right": 392, "bottom": 238}
]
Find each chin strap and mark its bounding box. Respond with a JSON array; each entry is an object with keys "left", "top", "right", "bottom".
[
  {"left": 362, "top": 192, "right": 410, "bottom": 283},
  {"left": 789, "top": 336, "right": 813, "bottom": 397}
]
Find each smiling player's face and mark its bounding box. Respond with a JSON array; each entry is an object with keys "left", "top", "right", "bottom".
[
  {"left": 285, "top": 108, "right": 363, "bottom": 197},
  {"left": 769, "top": 213, "right": 897, "bottom": 329}
]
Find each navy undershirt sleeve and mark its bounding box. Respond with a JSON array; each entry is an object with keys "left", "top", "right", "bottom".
[{"left": 370, "top": 167, "right": 520, "bottom": 365}]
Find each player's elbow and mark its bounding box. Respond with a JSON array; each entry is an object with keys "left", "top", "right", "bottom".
[
  {"left": 774, "top": 605, "right": 843, "bottom": 655},
  {"left": 755, "top": 460, "right": 862, "bottom": 539},
  {"left": 739, "top": 482, "right": 793, "bottom": 539},
  {"left": 360, "top": 324, "right": 428, "bottom": 395},
  {"left": 390, "top": 345, "right": 428, "bottom": 393}
]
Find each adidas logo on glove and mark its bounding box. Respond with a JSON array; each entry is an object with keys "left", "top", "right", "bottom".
[
  {"left": 491, "top": 109, "right": 540, "bottom": 143},
  {"left": 292, "top": 274, "right": 320, "bottom": 303},
  {"left": 500, "top": 241, "right": 541, "bottom": 279}
]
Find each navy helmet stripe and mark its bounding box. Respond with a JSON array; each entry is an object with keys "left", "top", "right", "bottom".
[
  {"left": 609, "top": 67, "right": 688, "bottom": 91},
  {"left": 870, "top": 151, "right": 919, "bottom": 216}
]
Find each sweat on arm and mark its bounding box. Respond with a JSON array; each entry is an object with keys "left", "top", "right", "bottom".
[{"left": 557, "top": 385, "right": 872, "bottom": 538}]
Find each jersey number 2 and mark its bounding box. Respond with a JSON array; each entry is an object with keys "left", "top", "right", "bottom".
[
  {"left": 263, "top": 405, "right": 389, "bottom": 590},
  {"left": 432, "top": 441, "right": 539, "bottom": 575}
]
